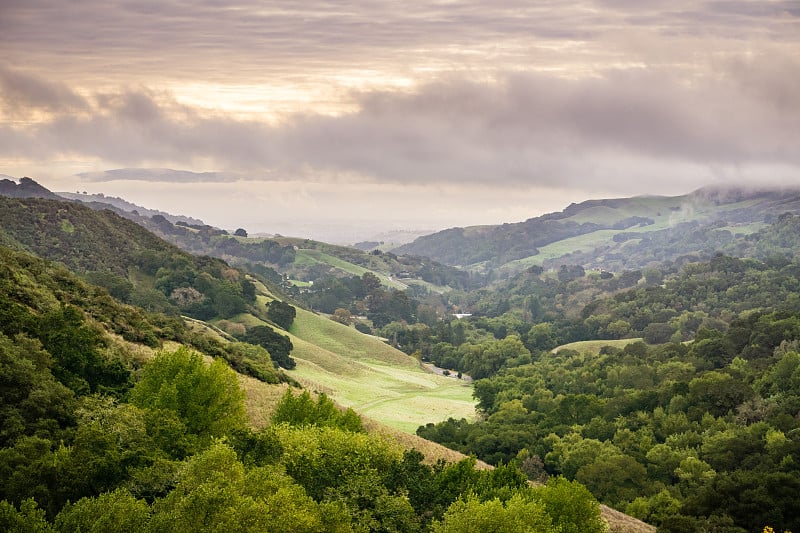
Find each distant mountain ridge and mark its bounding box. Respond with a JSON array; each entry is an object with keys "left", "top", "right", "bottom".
[
  {"left": 58, "top": 190, "right": 206, "bottom": 226},
  {"left": 393, "top": 186, "right": 800, "bottom": 274},
  {"left": 0, "top": 177, "right": 471, "bottom": 293}
]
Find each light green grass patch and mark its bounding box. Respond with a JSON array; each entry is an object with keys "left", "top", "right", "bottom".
[
  {"left": 553, "top": 338, "right": 643, "bottom": 355},
  {"left": 286, "top": 306, "right": 476, "bottom": 433},
  {"left": 290, "top": 307, "right": 414, "bottom": 367},
  {"left": 294, "top": 249, "right": 406, "bottom": 290}
]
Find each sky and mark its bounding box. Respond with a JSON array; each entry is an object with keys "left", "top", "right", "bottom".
[{"left": 1, "top": 1, "right": 798, "bottom": 243}]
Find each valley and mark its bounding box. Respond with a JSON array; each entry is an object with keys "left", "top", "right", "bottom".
[{"left": 1, "top": 177, "right": 799, "bottom": 532}]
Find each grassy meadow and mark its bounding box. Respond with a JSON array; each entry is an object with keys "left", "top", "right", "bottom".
[{"left": 287, "top": 307, "right": 477, "bottom": 433}]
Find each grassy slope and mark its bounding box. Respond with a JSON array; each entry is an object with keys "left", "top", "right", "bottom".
[
  {"left": 294, "top": 248, "right": 408, "bottom": 289},
  {"left": 553, "top": 338, "right": 644, "bottom": 355},
  {"left": 287, "top": 306, "right": 477, "bottom": 433},
  {"left": 454, "top": 195, "right": 773, "bottom": 273}
]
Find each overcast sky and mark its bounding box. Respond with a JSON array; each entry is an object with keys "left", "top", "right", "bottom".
[{"left": 1, "top": 1, "right": 798, "bottom": 242}]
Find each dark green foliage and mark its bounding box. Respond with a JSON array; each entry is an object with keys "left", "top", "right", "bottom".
[
  {"left": 0, "top": 333, "right": 75, "bottom": 447},
  {"left": 298, "top": 272, "right": 421, "bottom": 327},
  {"left": 229, "top": 427, "right": 284, "bottom": 467},
  {"left": 37, "top": 304, "right": 130, "bottom": 395},
  {"left": 266, "top": 299, "right": 296, "bottom": 330},
  {"left": 0, "top": 197, "right": 258, "bottom": 321},
  {"left": 419, "top": 313, "right": 800, "bottom": 530},
  {"left": 0, "top": 197, "right": 180, "bottom": 277},
  {"left": 240, "top": 325, "right": 295, "bottom": 369},
  {"left": 82, "top": 271, "right": 134, "bottom": 301}
]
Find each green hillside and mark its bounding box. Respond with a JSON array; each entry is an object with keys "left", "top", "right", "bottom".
[
  {"left": 287, "top": 307, "right": 476, "bottom": 433},
  {"left": 394, "top": 187, "right": 800, "bottom": 275},
  {"left": 0, "top": 189, "right": 475, "bottom": 434},
  {"left": 0, "top": 242, "right": 616, "bottom": 532}
]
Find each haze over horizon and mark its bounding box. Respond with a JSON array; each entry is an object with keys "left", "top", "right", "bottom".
[{"left": 1, "top": 1, "right": 798, "bottom": 242}]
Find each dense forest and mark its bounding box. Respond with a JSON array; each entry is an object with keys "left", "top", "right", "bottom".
[{"left": 405, "top": 254, "right": 800, "bottom": 531}]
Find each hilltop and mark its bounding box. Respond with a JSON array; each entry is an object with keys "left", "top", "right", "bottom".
[
  {"left": 393, "top": 186, "right": 800, "bottom": 276},
  {"left": 53, "top": 185, "right": 474, "bottom": 294}
]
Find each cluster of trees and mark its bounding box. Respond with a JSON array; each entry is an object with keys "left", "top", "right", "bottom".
[
  {"left": 145, "top": 252, "right": 257, "bottom": 320},
  {"left": 266, "top": 299, "right": 297, "bottom": 330},
  {"left": 418, "top": 315, "right": 800, "bottom": 532},
  {"left": 375, "top": 255, "right": 800, "bottom": 380},
  {"left": 0, "top": 198, "right": 264, "bottom": 322},
  {"left": 1, "top": 347, "right": 607, "bottom": 532},
  {"left": 152, "top": 215, "right": 297, "bottom": 267},
  {"left": 0, "top": 243, "right": 291, "bottom": 386},
  {"left": 237, "top": 325, "right": 296, "bottom": 370},
  {"left": 301, "top": 272, "right": 417, "bottom": 328}
]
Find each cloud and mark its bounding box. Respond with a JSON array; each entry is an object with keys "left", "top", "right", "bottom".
[
  {"left": 2, "top": 1, "right": 796, "bottom": 88},
  {"left": 0, "top": 63, "right": 88, "bottom": 117},
  {"left": 0, "top": 54, "right": 798, "bottom": 194},
  {"left": 0, "top": 1, "right": 797, "bottom": 196}
]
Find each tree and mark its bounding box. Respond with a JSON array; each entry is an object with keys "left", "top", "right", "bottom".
[
  {"left": 54, "top": 488, "right": 150, "bottom": 533},
  {"left": 130, "top": 348, "right": 246, "bottom": 439},
  {"left": 362, "top": 272, "right": 382, "bottom": 293},
  {"left": 241, "top": 325, "right": 295, "bottom": 369},
  {"left": 576, "top": 454, "right": 648, "bottom": 507},
  {"left": 271, "top": 390, "right": 363, "bottom": 432},
  {"left": 266, "top": 300, "right": 296, "bottom": 330},
  {"left": 643, "top": 322, "right": 677, "bottom": 344},
  {"left": 234, "top": 228, "right": 248, "bottom": 237},
  {"left": 431, "top": 493, "right": 557, "bottom": 533},
  {"left": 530, "top": 477, "right": 606, "bottom": 533},
  {"left": 37, "top": 304, "right": 130, "bottom": 395},
  {"left": 332, "top": 308, "right": 352, "bottom": 325}
]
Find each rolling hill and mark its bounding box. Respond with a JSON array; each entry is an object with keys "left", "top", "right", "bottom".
[
  {"left": 56, "top": 185, "right": 474, "bottom": 292},
  {"left": 393, "top": 186, "right": 800, "bottom": 275}
]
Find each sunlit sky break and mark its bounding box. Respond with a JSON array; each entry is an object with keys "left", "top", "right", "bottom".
[{"left": 1, "top": 1, "right": 798, "bottom": 242}]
